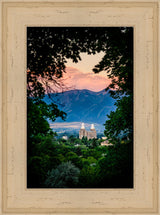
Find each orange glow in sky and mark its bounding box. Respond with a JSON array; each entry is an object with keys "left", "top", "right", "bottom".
[
  {"left": 37, "top": 52, "right": 112, "bottom": 93},
  {"left": 63, "top": 67, "right": 111, "bottom": 92},
  {"left": 63, "top": 52, "right": 111, "bottom": 92}
]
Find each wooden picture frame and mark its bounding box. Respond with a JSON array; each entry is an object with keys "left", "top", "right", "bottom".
[{"left": 0, "top": 0, "right": 159, "bottom": 214}]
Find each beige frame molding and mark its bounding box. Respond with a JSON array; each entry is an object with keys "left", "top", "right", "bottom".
[{"left": 0, "top": 0, "right": 159, "bottom": 214}]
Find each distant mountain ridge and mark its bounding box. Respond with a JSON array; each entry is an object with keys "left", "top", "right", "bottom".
[{"left": 44, "top": 89, "right": 116, "bottom": 125}]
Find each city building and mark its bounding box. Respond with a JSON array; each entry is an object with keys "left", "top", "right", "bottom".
[
  {"left": 100, "top": 138, "right": 113, "bottom": 146},
  {"left": 62, "top": 136, "right": 68, "bottom": 140}
]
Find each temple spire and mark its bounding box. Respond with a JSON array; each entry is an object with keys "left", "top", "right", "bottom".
[
  {"left": 91, "top": 124, "right": 95, "bottom": 129},
  {"left": 81, "top": 123, "right": 85, "bottom": 129}
]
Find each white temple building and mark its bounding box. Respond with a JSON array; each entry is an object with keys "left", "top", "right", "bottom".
[{"left": 79, "top": 123, "right": 97, "bottom": 140}]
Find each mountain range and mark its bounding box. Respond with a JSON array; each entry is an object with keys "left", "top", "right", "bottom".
[{"left": 44, "top": 89, "right": 116, "bottom": 125}]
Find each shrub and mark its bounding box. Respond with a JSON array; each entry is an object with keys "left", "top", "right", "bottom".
[{"left": 45, "top": 161, "right": 80, "bottom": 188}]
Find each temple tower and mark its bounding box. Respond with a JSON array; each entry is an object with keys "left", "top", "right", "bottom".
[
  {"left": 87, "top": 124, "right": 97, "bottom": 140},
  {"left": 79, "top": 123, "right": 87, "bottom": 139}
]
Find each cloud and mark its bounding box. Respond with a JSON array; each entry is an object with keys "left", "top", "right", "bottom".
[
  {"left": 63, "top": 67, "right": 111, "bottom": 92},
  {"left": 38, "top": 66, "right": 112, "bottom": 93}
]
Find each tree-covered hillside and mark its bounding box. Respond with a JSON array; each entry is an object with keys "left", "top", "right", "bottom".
[{"left": 28, "top": 136, "right": 133, "bottom": 188}]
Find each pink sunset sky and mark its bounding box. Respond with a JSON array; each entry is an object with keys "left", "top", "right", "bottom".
[
  {"left": 62, "top": 52, "right": 111, "bottom": 92},
  {"left": 37, "top": 52, "right": 112, "bottom": 93}
]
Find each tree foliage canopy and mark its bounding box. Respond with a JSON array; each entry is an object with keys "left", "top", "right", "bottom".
[{"left": 45, "top": 161, "right": 80, "bottom": 188}]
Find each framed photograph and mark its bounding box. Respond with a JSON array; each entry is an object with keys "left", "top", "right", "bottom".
[
  {"left": 27, "top": 26, "right": 134, "bottom": 190},
  {"left": 0, "top": 0, "right": 159, "bottom": 214}
]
